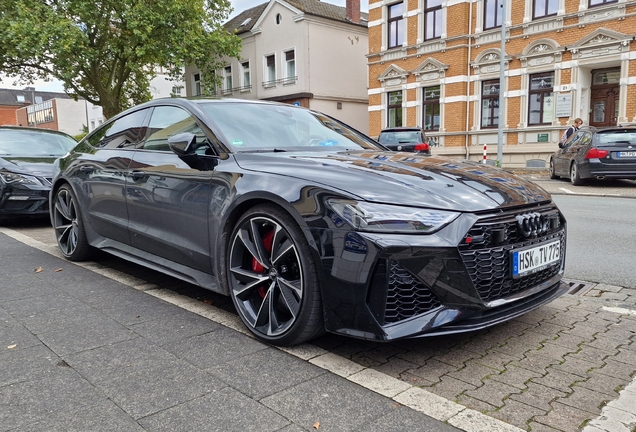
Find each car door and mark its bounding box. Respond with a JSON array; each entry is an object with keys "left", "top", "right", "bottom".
[
  {"left": 78, "top": 108, "right": 150, "bottom": 245},
  {"left": 126, "top": 105, "right": 215, "bottom": 273},
  {"left": 557, "top": 131, "right": 584, "bottom": 175}
]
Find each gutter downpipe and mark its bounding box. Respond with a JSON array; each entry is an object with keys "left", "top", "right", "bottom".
[
  {"left": 465, "top": 0, "right": 473, "bottom": 160},
  {"left": 497, "top": 0, "right": 507, "bottom": 166}
]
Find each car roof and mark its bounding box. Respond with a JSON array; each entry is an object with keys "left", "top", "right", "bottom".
[
  {"left": 380, "top": 127, "right": 423, "bottom": 132},
  {"left": 0, "top": 125, "right": 75, "bottom": 138}
]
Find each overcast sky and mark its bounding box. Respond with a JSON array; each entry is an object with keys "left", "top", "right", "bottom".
[{"left": 0, "top": 0, "right": 369, "bottom": 92}]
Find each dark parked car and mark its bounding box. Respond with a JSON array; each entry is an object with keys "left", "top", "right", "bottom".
[
  {"left": 51, "top": 98, "right": 568, "bottom": 346},
  {"left": 550, "top": 126, "right": 636, "bottom": 185},
  {"left": 0, "top": 126, "right": 76, "bottom": 221},
  {"left": 377, "top": 127, "right": 431, "bottom": 154}
]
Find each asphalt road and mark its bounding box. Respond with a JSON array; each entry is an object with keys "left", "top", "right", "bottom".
[{"left": 554, "top": 194, "right": 636, "bottom": 289}]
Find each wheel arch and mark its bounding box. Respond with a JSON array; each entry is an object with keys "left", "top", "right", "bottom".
[{"left": 214, "top": 192, "right": 325, "bottom": 296}]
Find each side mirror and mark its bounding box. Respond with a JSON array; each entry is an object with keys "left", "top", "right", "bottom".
[{"left": 168, "top": 132, "right": 196, "bottom": 156}]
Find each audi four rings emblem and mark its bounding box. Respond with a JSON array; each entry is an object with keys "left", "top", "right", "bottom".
[{"left": 516, "top": 212, "right": 548, "bottom": 238}]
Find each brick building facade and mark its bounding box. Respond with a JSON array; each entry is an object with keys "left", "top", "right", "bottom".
[{"left": 367, "top": 0, "right": 636, "bottom": 167}]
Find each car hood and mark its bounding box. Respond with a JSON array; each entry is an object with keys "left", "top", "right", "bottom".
[
  {"left": 0, "top": 156, "right": 57, "bottom": 177},
  {"left": 234, "top": 151, "right": 551, "bottom": 212}
]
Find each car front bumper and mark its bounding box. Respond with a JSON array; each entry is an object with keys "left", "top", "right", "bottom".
[{"left": 311, "top": 202, "right": 567, "bottom": 341}]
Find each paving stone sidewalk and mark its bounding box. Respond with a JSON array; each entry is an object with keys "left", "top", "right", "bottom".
[{"left": 0, "top": 233, "right": 461, "bottom": 432}]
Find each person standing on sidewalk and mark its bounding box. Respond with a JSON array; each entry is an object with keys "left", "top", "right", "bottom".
[{"left": 559, "top": 118, "right": 583, "bottom": 148}]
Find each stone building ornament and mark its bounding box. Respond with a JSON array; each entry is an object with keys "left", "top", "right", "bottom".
[
  {"left": 568, "top": 28, "right": 631, "bottom": 59},
  {"left": 412, "top": 58, "right": 449, "bottom": 82},
  {"left": 517, "top": 39, "right": 564, "bottom": 68},
  {"left": 378, "top": 64, "right": 409, "bottom": 87},
  {"left": 471, "top": 49, "right": 510, "bottom": 74}
]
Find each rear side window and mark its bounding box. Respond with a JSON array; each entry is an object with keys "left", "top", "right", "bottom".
[
  {"left": 597, "top": 131, "right": 636, "bottom": 146},
  {"left": 87, "top": 109, "right": 150, "bottom": 149}
]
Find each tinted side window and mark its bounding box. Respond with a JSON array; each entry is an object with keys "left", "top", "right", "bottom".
[
  {"left": 140, "top": 106, "right": 207, "bottom": 153},
  {"left": 88, "top": 109, "right": 149, "bottom": 149}
]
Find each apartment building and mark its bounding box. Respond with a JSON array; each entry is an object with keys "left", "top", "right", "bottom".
[
  {"left": 185, "top": 0, "right": 370, "bottom": 133},
  {"left": 368, "top": 0, "right": 636, "bottom": 166}
]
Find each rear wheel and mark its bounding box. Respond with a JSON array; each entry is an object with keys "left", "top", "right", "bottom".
[
  {"left": 570, "top": 162, "right": 585, "bottom": 186},
  {"left": 52, "top": 184, "right": 92, "bottom": 261},
  {"left": 227, "top": 204, "right": 324, "bottom": 346},
  {"left": 549, "top": 158, "right": 559, "bottom": 179}
]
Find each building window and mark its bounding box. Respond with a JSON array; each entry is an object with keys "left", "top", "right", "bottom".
[
  {"left": 422, "top": 86, "right": 440, "bottom": 131},
  {"left": 424, "top": 0, "right": 442, "bottom": 40},
  {"left": 241, "top": 61, "right": 251, "bottom": 89},
  {"left": 284, "top": 50, "right": 296, "bottom": 84},
  {"left": 224, "top": 66, "right": 233, "bottom": 93},
  {"left": 387, "top": 91, "right": 403, "bottom": 127},
  {"left": 16, "top": 95, "right": 25, "bottom": 103},
  {"left": 481, "top": 80, "right": 500, "bottom": 128},
  {"left": 533, "top": 0, "right": 558, "bottom": 19},
  {"left": 387, "top": 2, "right": 404, "bottom": 49},
  {"left": 589, "top": 0, "right": 617, "bottom": 6},
  {"left": 528, "top": 73, "right": 554, "bottom": 125},
  {"left": 26, "top": 100, "right": 54, "bottom": 125},
  {"left": 265, "top": 54, "right": 276, "bottom": 85},
  {"left": 484, "top": 0, "right": 503, "bottom": 30},
  {"left": 193, "top": 73, "right": 201, "bottom": 96}
]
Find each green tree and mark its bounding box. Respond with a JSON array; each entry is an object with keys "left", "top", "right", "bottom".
[{"left": 0, "top": 0, "right": 241, "bottom": 119}]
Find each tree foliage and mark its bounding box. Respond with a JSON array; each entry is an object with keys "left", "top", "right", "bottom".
[{"left": 0, "top": 0, "right": 241, "bottom": 118}]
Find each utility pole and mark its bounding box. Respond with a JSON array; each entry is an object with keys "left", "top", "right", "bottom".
[{"left": 497, "top": 0, "right": 507, "bottom": 167}]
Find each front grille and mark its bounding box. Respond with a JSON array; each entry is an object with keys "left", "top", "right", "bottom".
[
  {"left": 459, "top": 204, "right": 565, "bottom": 303},
  {"left": 384, "top": 260, "right": 441, "bottom": 324}
]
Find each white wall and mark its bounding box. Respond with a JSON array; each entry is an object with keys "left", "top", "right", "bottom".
[{"left": 55, "top": 99, "right": 91, "bottom": 135}]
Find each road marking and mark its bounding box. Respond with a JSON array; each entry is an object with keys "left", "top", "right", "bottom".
[
  {"left": 558, "top": 187, "right": 620, "bottom": 196},
  {"left": 602, "top": 306, "right": 636, "bottom": 316}
]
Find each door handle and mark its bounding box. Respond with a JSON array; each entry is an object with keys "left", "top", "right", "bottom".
[
  {"left": 129, "top": 170, "right": 146, "bottom": 181},
  {"left": 79, "top": 166, "right": 94, "bottom": 173}
]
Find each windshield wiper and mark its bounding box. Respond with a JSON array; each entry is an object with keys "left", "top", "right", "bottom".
[{"left": 237, "top": 148, "right": 287, "bottom": 153}]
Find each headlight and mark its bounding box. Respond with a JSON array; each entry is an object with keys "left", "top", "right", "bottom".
[
  {"left": 0, "top": 171, "right": 42, "bottom": 186},
  {"left": 328, "top": 199, "right": 459, "bottom": 234}
]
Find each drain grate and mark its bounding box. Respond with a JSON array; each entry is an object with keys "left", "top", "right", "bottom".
[{"left": 563, "top": 278, "right": 597, "bottom": 296}]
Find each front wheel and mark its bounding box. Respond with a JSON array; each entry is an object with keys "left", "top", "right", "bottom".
[
  {"left": 549, "top": 158, "right": 559, "bottom": 179},
  {"left": 52, "top": 184, "right": 92, "bottom": 261},
  {"left": 227, "top": 204, "right": 324, "bottom": 346},
  {"left": 570, "top": 162, "right": 585, "bottom": 186}
]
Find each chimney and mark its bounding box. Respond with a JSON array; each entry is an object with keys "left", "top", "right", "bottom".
[{"left": 346, "top": 0, "right": 360, "bottom": 24}]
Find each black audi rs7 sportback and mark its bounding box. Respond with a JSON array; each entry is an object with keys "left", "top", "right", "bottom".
[{"left": 51, "top": 98, "right": 568, "bottom": 346}]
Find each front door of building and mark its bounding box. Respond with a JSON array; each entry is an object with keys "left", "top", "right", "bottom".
[{"left": 589, "top": 69, "right": 620, "bottom": 127}]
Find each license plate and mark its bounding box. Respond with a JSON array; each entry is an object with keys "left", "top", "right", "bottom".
[
  {"left": 511, "top": 240, "right": 561, "bottom": 278},
  {"left": 617, "top": 151, "right": 636, "bottom": 158}
]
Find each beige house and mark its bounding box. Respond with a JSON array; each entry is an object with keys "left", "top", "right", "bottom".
[{"left": 185, "top": 0, "right": 370, "bottom": 133}]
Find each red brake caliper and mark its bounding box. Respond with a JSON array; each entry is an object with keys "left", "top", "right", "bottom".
[{"left": 252, "top": 229, "right": 274, "bottom": 298}]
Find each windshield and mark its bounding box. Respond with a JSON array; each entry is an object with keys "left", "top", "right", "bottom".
[
  {"left": 0, "top": 129, "right": 77, "bottom": 156},
  {"left": 199, "top": 102, "right": 381, "bottom": 152}
]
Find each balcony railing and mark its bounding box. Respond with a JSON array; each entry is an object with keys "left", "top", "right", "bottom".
[{"left": 262, "top": 76, "right": 298, "bottom": 88}]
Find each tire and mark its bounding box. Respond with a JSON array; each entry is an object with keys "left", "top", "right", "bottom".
[
  {"left": 52, "top": 184, "right": 93, "bottom": 261},
  {"left": 549, "top": 158, "right": 559, "bottom": 179},
  {"left": 227, "top": 204, "right": 324, "bottom": 346},
  {"left": 570, "top": 162, "right": 584, "bottom": 186}
]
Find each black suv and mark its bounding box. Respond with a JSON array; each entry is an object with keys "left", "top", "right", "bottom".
[{"left": 377, "top": 127, "right": 430, "bottom": 154}]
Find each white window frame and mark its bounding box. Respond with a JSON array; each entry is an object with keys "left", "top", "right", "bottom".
[
  {"left": 283, "top": 49, "right": 296, "bottom": 85},
  {"left": 192, "top": 73, "right": 201, "bottom": 96},
  {"left": 264, "top": 53, "right": 276, "bottom": 87},
  {"left": 241, "top": 60, "right": 251, "bottom": 91},
  {"left": 224, "top": 66, "right": 233, "bottom": 94}
]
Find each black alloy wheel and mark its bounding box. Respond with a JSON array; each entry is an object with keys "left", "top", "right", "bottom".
[
  {"left": 52, "top": 184, "right": 92, "bottom": 261},
  {"left": 549, "top": 158, "right": 559, "bottom": 179},
  {"left": 227, "top": 205, "right": 324, "bottom": 346},
  {"left": 570, "top": 162, "right": 584, "bottom": 186}
]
